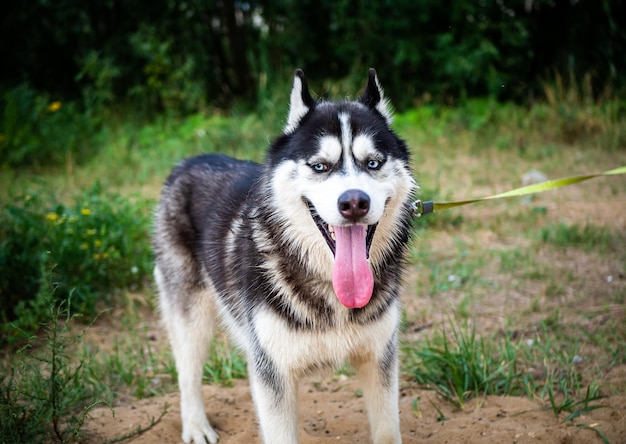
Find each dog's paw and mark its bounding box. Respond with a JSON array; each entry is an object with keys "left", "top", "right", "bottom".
[{"left": 182, "top": 417, "right": 219, "bottom": 443}]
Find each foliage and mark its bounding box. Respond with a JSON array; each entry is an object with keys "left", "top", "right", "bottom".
[
  {"left": 0, "top": 184, "right": 153, "bottom": 342},
  {"left": 1, "top": 0, "right": 624, "bottom": 115},
  {"left": 2, "top": 1, "right": 624, "bottom": 169},
  {"left": 127, "top": 24, "right": 207, "bottom": 115},
  {"left": 394, "top": 92, "right": 626, "bottom": 153},
  {"left": 76, "top": 50, "right": 121, "bottom": 113},
  {"left": 0, "top": 84, "right": 100, "bottom": 168},
  {"left": 0, "top": 285, "right": 111, "bottom": 443}
]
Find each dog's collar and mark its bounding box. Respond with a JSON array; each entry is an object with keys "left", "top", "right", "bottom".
[{"left": 411, "top": 199, "right": 433, "bottom": 218}]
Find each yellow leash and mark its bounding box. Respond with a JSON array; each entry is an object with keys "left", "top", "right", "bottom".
[{"left": 413, "top": 165, "right": 626, "bottom": 217}]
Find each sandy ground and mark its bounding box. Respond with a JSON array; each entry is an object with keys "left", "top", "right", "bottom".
[{"left": 85, "top": 373, "right": 626, "bottom": 443}]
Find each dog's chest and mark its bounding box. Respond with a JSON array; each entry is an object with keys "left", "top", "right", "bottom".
[{"left": 251, "top": 304, "right": 399, "bottom": 374}]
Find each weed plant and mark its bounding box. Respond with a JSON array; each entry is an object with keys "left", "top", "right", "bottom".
[
  {"left": 0, "top": 275, "right": 112, "bottom": 443},
  {"left": 0, "top": 273, "right": 172, "bottom": 443},
  {"left": 0, "top": 184, "right": 153, "bottom": 343}
]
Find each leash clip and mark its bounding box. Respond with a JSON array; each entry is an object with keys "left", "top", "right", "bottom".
[{"left": 412, "top": 199, "right": 434, "bottom": 218}]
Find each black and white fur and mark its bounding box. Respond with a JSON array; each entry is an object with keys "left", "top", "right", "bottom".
[{"left": 154, "top": 69, "right": 416, "bottom": 443}]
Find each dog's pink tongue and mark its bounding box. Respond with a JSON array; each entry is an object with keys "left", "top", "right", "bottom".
[{"left": 331, "top": 225, "right": 374, "bottom": 309}]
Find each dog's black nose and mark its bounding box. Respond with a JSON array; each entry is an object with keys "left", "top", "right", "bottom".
[{"left": 338, "top": 189, "right": 370, "bottom": 222}]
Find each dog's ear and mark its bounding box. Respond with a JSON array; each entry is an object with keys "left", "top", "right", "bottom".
[
  {"left": 284, "top": 69, "right": 315, "bottom": 134},
  {"left": 360, "top": 68, "right": 392, "bottom": 125}
]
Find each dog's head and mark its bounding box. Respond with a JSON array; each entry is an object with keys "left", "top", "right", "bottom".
[{"left": 266, "top": 69, "right": 415, "bottom": 309}]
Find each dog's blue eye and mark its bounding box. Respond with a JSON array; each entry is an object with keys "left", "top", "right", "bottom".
[
  {"left": 311, "top": 163, "right": 329, "bottom": 172},
  {"left": 367, "top": 159, "right": 383, "bottom": 170}
]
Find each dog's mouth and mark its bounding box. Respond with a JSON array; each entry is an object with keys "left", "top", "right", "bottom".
[
  {"left": 306, "top": 201, "right": 377, "bottom": 258},
  {"left": 306, "top": 200, "right": 377, "bottom": 309}
]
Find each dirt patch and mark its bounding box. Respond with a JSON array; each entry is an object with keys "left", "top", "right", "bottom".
[
  {"left": 81, "top": 295, "right": 626, "bottom": 444},
  {"left": 85, "top": 374, "right": 626, "bottom": 443}
]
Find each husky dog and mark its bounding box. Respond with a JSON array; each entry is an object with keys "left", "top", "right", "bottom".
[{"left": 154, "top": 69, "right": 416, "bottom": 444}]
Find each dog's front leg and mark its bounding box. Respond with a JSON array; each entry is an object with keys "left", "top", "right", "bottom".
[
  {"left": 353, "top": 337, "right": 402, "bottom": 444},
  {"left": 248, "top": 353, "right": 299, "bottom": 444}
]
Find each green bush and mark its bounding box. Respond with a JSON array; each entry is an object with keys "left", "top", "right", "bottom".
[
  {"left": 0, "top": 84, "right": 99, "bottom": 169},
  {"left": 0, "top": 184, "right": 153, "bottom": 342},
  {"left": 128, "top": 24, "right": 207, "bottom": 116}
]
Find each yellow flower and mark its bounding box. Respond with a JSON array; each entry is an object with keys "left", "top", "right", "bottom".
[
  {"left": 94, "top": 240, "right": 102, "bottom": 248},
  {"left": 45, "top": 212, "right": 59, "bottom": 222},
  {"left": 93, "top": 253, "right": 101, "bottom": 260},
  {"left": 81, "top": 208, "right": 91, "bottom": 216},
  {"left": 48, "top": 101, "right": 62, "bottom": 112},
  {"left": 86, "top": 228, "right": 97, "bottom": 236},
  {"left": 81, "top": 243, "right": 89, "bottom": 250}
]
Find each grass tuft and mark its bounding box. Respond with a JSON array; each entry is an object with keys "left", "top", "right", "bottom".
[
  {"left": 403, "top": 320, "right": 609, "bottom": 426},
  {"left": 202, "top": 339, "right": 248, "bottom": 386},
  {"left": 537, "top": 222, "right": 620, "bottom": 253},
  {"left": 404, "top": 322, "right": 518, "bottom": 409}
]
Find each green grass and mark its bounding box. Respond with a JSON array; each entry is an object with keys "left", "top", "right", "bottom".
[
  {"left": 91, "top": 327, "right": 246, "bottom": 400},
  {"left": 402, "top": 320, "right": 609, "bottom": 422},
  {"left": 202, "top": 340, "right": 248, "bottom": 386},
  {"left": 86, "top": 294, "right": 248, "bottom": 399},
  {"left": 94, "top": 334, "right": 175, "bottom": 399},
  {"left": 537, "top": 222, "right": 621, "bottom": 253},
  {"left": 404, "top": 322, "right": 515, "bottom": 410},
  {"left": 83, "top": 113, "right": 275, "bottom": 189},
  {"left": 409, "top": 238, "right": 491, "bottom": 299}
]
